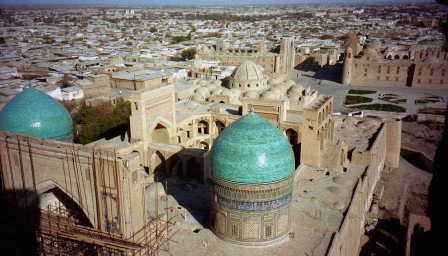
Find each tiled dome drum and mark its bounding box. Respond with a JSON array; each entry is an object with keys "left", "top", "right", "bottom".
[
  {"left": 0, "top": 87, "right": 73, "bottom": 141},
  {"left": 210, "top": 113, "right": 295, "bottom": 246}
]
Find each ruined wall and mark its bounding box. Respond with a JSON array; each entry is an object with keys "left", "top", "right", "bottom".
[
  {"left": 327, "top": 124, "right": 386, "bottom": 256},
  {"left": 385, "top": 119, "right": 402, "bottom": 168}
]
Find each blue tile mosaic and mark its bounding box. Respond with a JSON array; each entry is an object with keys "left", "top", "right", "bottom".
[
  {"left": 211, "top": 112, "right": 294, "bottom": 184},
  {"left": 0, "top": 87, "right": 73, "bottom": 141}
]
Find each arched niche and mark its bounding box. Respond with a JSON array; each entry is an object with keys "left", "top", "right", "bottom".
[
  {"left": 285, "top": 128, "right": 301, "bottom": 168},
  {"left": 198, "top": 120, "right": 210, "bottom": 135}
]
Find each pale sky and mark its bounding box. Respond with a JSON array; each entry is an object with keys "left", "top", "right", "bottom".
[{"left": 0, "top": 0, "right": 436, "bottom": 6}]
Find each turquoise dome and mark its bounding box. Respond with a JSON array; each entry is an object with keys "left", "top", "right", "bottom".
[
  {"left": 211, "top": 112, "right": 295, "bottom": 184},
  {"left": 0, "top": 87, "right": 73, "bottom": 141}
]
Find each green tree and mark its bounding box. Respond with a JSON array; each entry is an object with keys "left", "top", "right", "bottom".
[
  {"left": 180, "top": 48, "right": 197, "bottom": 60},
  {"left": 270, "top": 45, "right": 281, "bottom": 54},
  {"left": 171, "top": 33, "right": 192, "bottom": 44},
  {"left": 73, "top": 100, "right": 131, "bottom": 144}
]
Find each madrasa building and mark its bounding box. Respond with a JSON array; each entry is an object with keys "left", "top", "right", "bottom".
[{"left": 0, "top": 50, "right": 402, "bottom": 256}]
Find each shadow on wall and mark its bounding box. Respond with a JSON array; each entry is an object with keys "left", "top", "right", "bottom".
[
  {"left": 151, "top": 148, "right": 212, "bottom": 228},
  {"left": 359, "top": 218, "right": 406, "bottom": 256},
  {"left": 312, "top": 63, "right": 343, "bottom": 83},
  {"left": 400, "top": 148, "right": 433, "bottom": 173},
  {"left": 295, "top": 57, "right": 342, "bottom": 83},
  {"left": 428, "top": 102, "right": 448, "bottom": 251},
  {"left": 0, "top": 189, "right": 40, "bottom": 256}
]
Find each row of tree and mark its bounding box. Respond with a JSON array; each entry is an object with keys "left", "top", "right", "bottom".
[{"left": 66, "top": 99, "right": 131, "bottom": 145}]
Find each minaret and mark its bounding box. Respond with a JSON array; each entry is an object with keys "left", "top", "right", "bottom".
[{"left": 280, "top": 37, "right": 295, "bottom": 74}]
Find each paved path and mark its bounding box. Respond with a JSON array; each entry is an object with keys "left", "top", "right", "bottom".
[{"left": 291, "top": 70, "right": 448, "bottom": 114}]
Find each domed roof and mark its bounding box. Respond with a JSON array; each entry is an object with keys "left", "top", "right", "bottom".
[
  {"left": 0, "top": 87, "right": 73, "bottom": 141},
  {"left": 231, "top": 61, "right": 265, "bottom": 82},
  {"left": 211, "top": 113, "right": 295, "bottom": 184},
  {"left": 244, "top": 91, "right": 259, "bottom": 99},
  {"left": 261, "top": 91, "right": 280, "bottom": 100}
]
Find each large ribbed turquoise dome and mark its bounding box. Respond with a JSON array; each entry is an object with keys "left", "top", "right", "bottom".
[
  {"left": 0, "top": 87, "right": 73, "bottom": 141},
  {"left": 211, "top": 112, "right": 295, "bottom": 184}
]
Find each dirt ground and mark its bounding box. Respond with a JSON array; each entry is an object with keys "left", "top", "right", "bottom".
[{"left": 401, "top": 120, "right": 443, "bottom": 161}]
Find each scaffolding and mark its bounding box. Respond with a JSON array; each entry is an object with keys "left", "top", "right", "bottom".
[{"left": 0, "top": 132, "right": 176, "bottom": 256}]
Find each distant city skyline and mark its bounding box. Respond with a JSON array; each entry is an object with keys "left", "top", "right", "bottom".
[{"left": 0, "top": 0, "right": 436, "bottom": 6}]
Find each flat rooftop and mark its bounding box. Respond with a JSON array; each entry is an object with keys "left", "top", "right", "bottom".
[{"left": 111, "top": 69, "right": 174, "bottom": 81}]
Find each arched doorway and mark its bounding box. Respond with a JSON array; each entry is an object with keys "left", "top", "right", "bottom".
[
  {"left": 285, "top": 128, "right": 301, "bottom": 168},
  {"left": 199, "top": 141, "right": 209, "bottom": 150},
  {"left": 151, "top": 151, "right": 166, "bottom": 182},
  {"left": 198, "top": 120, "right": 209, "bottom": 135},
  {"left": 39, "top": 187, "right": 93, "bottom": 228},
  {"left": 152, "top": 123, "right": 170, "bottom": 143},
  {"left": 215, "top": 120, "right": 225, "bottom": 135}
]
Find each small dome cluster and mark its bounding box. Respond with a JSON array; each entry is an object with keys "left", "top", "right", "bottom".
[{"left": 229, "top": 61, "right": 268, "bottom": 92}]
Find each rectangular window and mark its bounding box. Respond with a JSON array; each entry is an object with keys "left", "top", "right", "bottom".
[{"left": 396, "top": 67, "right": 400, "bottom": 74}]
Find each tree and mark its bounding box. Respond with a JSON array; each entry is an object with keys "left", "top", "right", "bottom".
[
  {"left": 72, "top": 100, "right": 131, "bottom": 144},
  {"left": 180, "top": 48, "right": 197, "bottom": 60},
  {"left": 42, "top": 36, "right": 55, "bottom": 44},
  {"left": 171, "top": 34, "right": 191, "bottom": 44},
  {"left": 270, "top": 45, "right": 281, "bottom": 54},
  {"left": 149, "top": 27, "right": 157, "bottom": 33}
]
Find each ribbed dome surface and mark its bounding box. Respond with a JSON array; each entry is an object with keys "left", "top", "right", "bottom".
[
  {"left": 231, "top": 61, "right": 265, "bottom": 82},
  {"left": 0, "top": 87, "right": 73, "bottom": 141},
  {"left": 211, "top": 112, "right": 294, "bottom": 184}
]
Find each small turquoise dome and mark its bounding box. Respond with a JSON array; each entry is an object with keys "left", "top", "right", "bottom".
[
  {"left": 211, "top": 112, "right": 295, "bottom": 184},
  {"left": 0, "top": 87, "right": 73, "bottom": 141}
]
